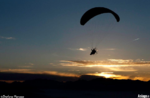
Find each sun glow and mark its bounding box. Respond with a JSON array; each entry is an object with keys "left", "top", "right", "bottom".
[
  {"left": 88, "top": 72, "right": 116, "bottom": 78},
  {"left": 87, "top": 72, "right": 129, "bottom": 80},
  {"left": 98, "top": 73, "right": 115, "bottom": 78}
]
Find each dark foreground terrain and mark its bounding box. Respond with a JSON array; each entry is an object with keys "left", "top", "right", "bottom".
[{"left": 0, "top": 76, "right": 150, "bottom": 98}]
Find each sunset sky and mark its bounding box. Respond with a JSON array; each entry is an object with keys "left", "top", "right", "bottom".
[{"left": 0, "top": 0, "right": 150, "bottom": 82}]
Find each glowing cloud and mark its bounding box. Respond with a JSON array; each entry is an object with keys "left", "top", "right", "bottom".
[
  {"left": 42, "top": 71, "right": 80, "bottom": 77},
  {"left": 60, "top": 59, "right": 150, "bottom": 74},
  {"left": 78, "top": 48, "right": 86, "bottom": 51},
  {"left": 60, "top": 59, "right": 150, "bottom": 68},
  {"left": 108, "top": 59, "right": 133, "bottom": 64},
  {"left": 0, "top": 69, "right": 32, "bottom": 73},
  {"left": 133, "top": 38, "right": 140, "bottom": 41},
  {"left": 69, "top": 48, "right": 87, "bottom": 51},
  {"left": 106, "top": 67, "right": 137, "bottom": 72}
]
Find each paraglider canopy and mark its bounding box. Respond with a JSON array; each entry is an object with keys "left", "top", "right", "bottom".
[{"left": 80, "top": 7, "right": 120, "bottom": 25}]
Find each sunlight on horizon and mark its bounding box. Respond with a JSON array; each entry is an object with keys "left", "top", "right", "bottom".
[{"left": 87, "top": 72, "right": 129, "bottom": 79}]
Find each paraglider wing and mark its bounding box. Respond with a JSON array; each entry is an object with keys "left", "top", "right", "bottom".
[{"left": 80, "top": 7, "right": 120, "bottom": 25}]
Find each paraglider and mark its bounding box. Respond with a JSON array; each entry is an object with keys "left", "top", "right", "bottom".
[
  {"left": 90, "top": 48, "right": 98, "bottom": 55},
  {"left": 80, "top": 7, "right": 120, "bottom": 55}
]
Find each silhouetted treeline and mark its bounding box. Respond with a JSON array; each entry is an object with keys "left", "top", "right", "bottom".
[
  {"left": 0, "top": 76, "right": 150, "bottom": 92},
  {"left": 0, "top": 72, "right": 79, "bottom": 81}
]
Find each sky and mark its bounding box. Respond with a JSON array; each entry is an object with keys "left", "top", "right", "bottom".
[{"left": 0, "top": 0, "right": 150, "bottom": 82}]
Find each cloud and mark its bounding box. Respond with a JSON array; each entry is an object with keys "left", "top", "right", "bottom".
[
  {"left": 58, "top": 59, "right": 150, "bottom": 81},
  {"left": 18, "top": 63, "right": 34, "bottom": 68},
  {"left": 105, "top": 67, "right": 137, "bottom": 72},
  {"left": 60, "top": 60, "right": 138, "bottom": 72},
  {"left": 60, "top": 59, "right": 150, "bottom": 73},
  {"left": 60, "top": 60, "right": 95, "bottom": 67},
  {"left": 0, "top": 69, "right": 80, "bottom": 77},
  {"left": 86, "top": 72, "right": 150, "bottom": 81},
  {"left": 60, "top": 59, "right": 150, "bottom": 68},
  {"left": 108, "top": 59, "right": 133, "bottom": 64},
  {"left": 68, "top": 70, "right": 80, "bottom": 72},
  {"left": 78, "top": 48, "right": 86, "bottom": 51},
  {"left": 133, "top": 38, "right": 140, "bottom": 41},
  {"left": 69, "top": 48, "right": 87, "bottom": 51},
  {"left": 1, "top": 68, "right": 150, "bottom": 82},
  {"left": 0, "top": 36, "right": 15, "bottom": 40},
  {"left": 106, "top": 48, "right": 116, "bottom": 50},
  {"left": 0, "top": 69, "right": 32, "bottom": 73},
  {"left": 41, "top": 71, "right": 80, "bottom": 77}
]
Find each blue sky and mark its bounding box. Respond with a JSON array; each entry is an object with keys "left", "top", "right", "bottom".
[{"left": 0, "top": 0, "right": 150, "bottom": 81}]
